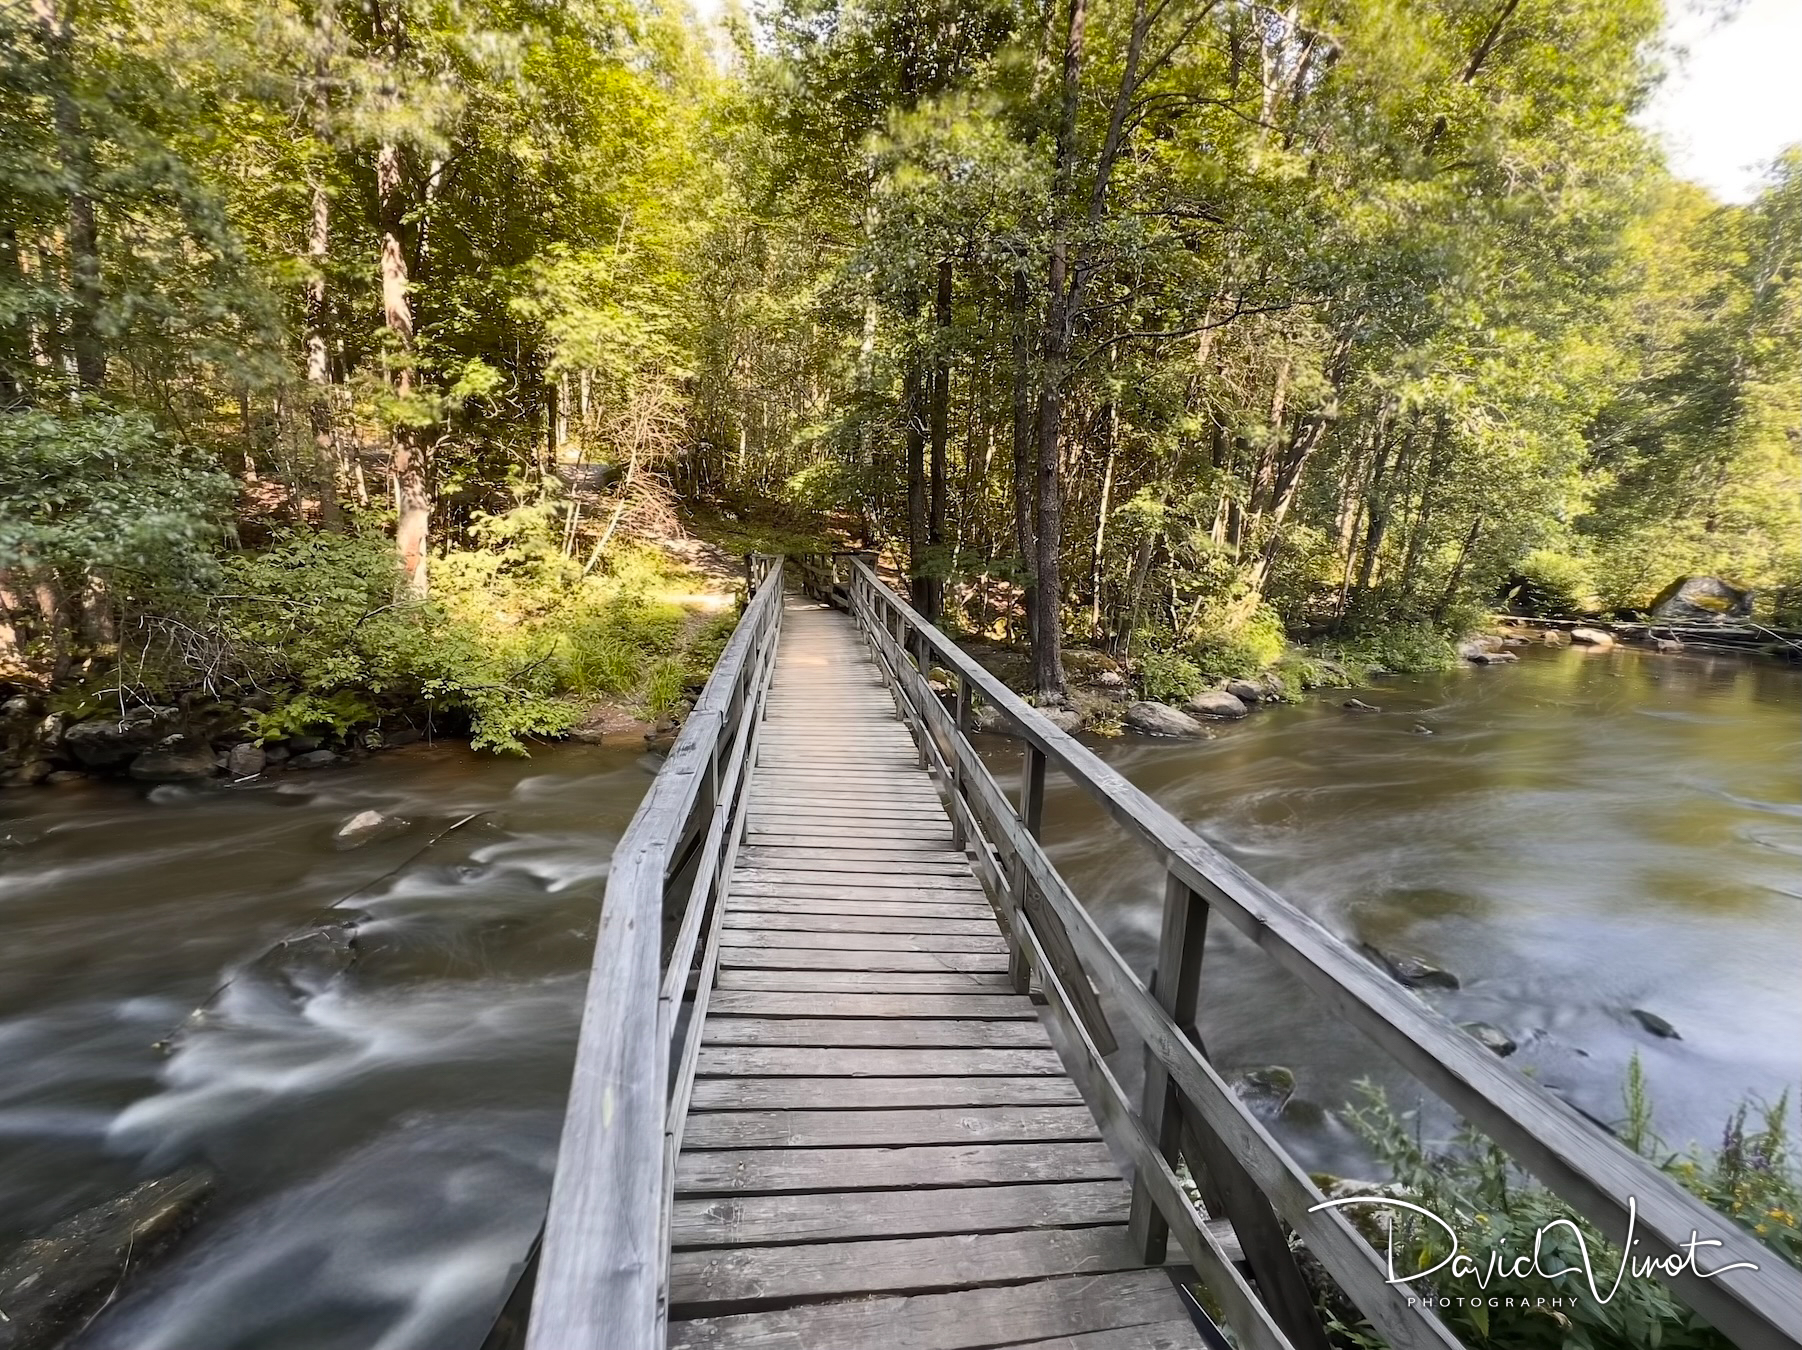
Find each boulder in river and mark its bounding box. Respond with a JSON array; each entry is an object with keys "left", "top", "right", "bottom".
[
  {"left": 227, "top": 742, "right": 266, "bottom": 777},
  {"left": 1342, "top": 698, "right": 1381, "bottom": 714},
  {"left": 61, "top": 706, "right": 181, "bottom": 767},
  {"left": 1359, "top": 942, "right": 1460, "bottom": 989},
  {"left": 1123, "top": 701, "right": 1209, "bottom": 738},
  {"left": 2, "top": 757, "right": 55, "bottom": 787},
  {"left": 1223, "top": 678, "right": 1265, "bottom": 703},
  {"left": 1630, "top": 1008, "right": 1681, "bottom": 1040},
  {"left": 1227, "top": 1065, "right": 1296, "bottom": 1117},
  {"left": 1457, "top": 635, "right": 1503, "bottom": 660},
  {"left": 1569, "top": 626, "right": 1614, "bottom": 649},
  {"left": 333, "top": 809, "right": 409, "bottom": 849},
  {"left": 128, "top": 734, "right": 219, "bottom": 782},
  {"left": 288, "top": 749, "right": 342, "bottom": 770},
  {"left": 1650, "top": 575, "right": 1753, "bottom": 623},
  {"left": 1184, "top": 689, "right": 1249, "bottom": 720},
  {"left": 1039, "top": 706, "right": 1083, "bottom": 734},
  {"left": 1468, "top": 649, "right": 1519, "bottom": 664},
  {"left": 0, "top": 1165, "right": 215, "bottom": 1349},
  {"left": 1461, "top": 1021, "right": 1517, "bottom": 1056}
]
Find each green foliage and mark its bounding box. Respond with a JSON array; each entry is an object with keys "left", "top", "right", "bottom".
[
  {"left": 1190, "top": 604, "right": 1289, "bottom": 680},
  {"left": 0, "top": 409, "right": 231, "bottom": 589},
  {"left": 1330, "top": 623, "right": 1461, "bottom": 676},
  {"left": 1508, "top": 549, "right": 1601, "bottom": 616},
  {"left": 1137, "top": 650, "right": 1204, "bottom": 704},
  {"left": 1336, "top": 1066, "right": 1801, "bottom": 1350}
]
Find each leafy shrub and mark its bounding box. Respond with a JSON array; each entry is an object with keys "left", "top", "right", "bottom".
[
  {"left": 1333, "top": 1064, "right": 1800, "bottom": 1350},
  {"left": 1191, "top": 602, "right": 1288, "bottom": 678},
  {"left": 1331, "top": 622, "right": 1459, "bottom": 675},
  {"left": 1138, "top": 649, "right": 1204, "bottom": 703},
  {"left": 1506, "top": 549, "right": 1600, "bottom": 616}
]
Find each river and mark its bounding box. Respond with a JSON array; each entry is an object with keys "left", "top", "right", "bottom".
[{"left": 0, "top": 643, "right": 1796, "bottom": 1348}]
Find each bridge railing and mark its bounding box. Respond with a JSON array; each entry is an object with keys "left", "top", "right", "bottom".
[
  {"left": 845, "top": 558, "right": 1802, "bottom": 1350},
  {"left": 525, "top": 554, "right": 786, "bottom": 1350}
]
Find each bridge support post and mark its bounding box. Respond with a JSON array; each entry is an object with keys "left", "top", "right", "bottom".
[
  {"left": 1130, "top": 870, "right": 1206, "bottom": 1261},
  {"left": 1005, "top": 747, "right": 1047, "bottom": 994},
  {"left": 950, "top": 674, "right": 970, "bottom": 851}
]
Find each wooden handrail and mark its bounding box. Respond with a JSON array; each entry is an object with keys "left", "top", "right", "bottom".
[
  {"left": 526, "top": 556, "right": 785, "bottom": 1350},
  {"left": 845, "top": 559, "right": 1802, "bottom": 1350}
]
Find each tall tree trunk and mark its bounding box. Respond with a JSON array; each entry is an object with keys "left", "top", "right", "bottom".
[
  {"left": 0, "top": 229, "right": 25, "bottom": 403},
  {"left": 1009, "top": 269, "right": 1037, "bottom": 648},
  {"left": 926, "top": 259, "right": 953, "bottom": 622},
  {"left": 305, "top": 181, "right": 341, "bottom": 529},
  {"left": 1434, "top": 516, "right": 1483, "bottom": 622},
  {"left": 377, "top": 139, "right": 427, "bottom": 594},
  {"left": 1087, "top": 390, "right": 1118, "bottom": 634},
  {"left": 35, "top": 1, "right": 104, "bottom": 390},
  {"left": 904, "top": 355, "right": 930, "bottom": 614}
]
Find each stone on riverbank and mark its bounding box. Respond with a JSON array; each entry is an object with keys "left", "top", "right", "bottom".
[
  {"left": 0, "top": 1165, "right": 215, "bottom": 1350},
  {"left": 1569, "top": 626, "right": 1614, "bottom": 649},
  {"left": 1461, "top": 1021, "right": 1517, "bottom": 1056},
  {"left": 1228, "top": 1065, "right": 1297, "bottom": 1117},
  {"left": 1184, "top": 689, "right": 1249, "bottom": 719},
  {"left": 128, "top": 734, "right": 219, "bottom": 782},
  {"left": 1359, "top": 943, "right": 1459, "bottom": 989},
  {"left": 1630, "top": 1008, "right": 1681, "bottom": 1040},
  {"left": 288, "top": 749, "right": 342, "bottom": 770},
  {"left": 62, "top": 706, "right": 181, "bottom": 767},
  {"left": 227, "top": 742, "right": 266, "bottom": 777},
  {"left": 1039, "top": 706, "right": 1083, "bottom": 734},
  {"left": 1468, "top": 649, "right": 1519, "bottom": 664},
  {"left": 1223, "top": 678, "right": 1265, "bottom": 703},
  {"left": 333, "top": 809, "right": 409, "bottom": 849},
  {"left": 1124, "top": 701, "right": 1210, "bottom": 738}
]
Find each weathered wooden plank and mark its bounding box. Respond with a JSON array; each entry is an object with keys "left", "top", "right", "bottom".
[
  {"left": 669, "top": 1224, "right": 1166, "bottom": 1308},
  {"left": 722, "top": 912, "right": 998, "bottom": 936},
  {"left": 731, "top": 858, "right": 973, "bottom": 877},
  {"left": 717, "top": 947, "right": 1011, "bottom": 973},
  {"left": 724, "top": 897, "right": 994, "bottom": 920},
  {"left": 671, "top": 1179, "right": 1129, "bottom": 1248},
  {"left": 729, "top": 879, "right": 984, "bottom": 901},
  {"left": 737, "top": 845, "right": 966, "bottom": 865},
  {"left": 706, "top": 990, "right": 1034, "bottom": 1019},
  {"left": 718, "top": 930, "right": 1008, "bottom": 954},
  {"left": 675, "top": 1141, "right": 1118, "bottom": 1195},
  {"left": 701, "top": 1017, "right": 1051, "bottom": 1049},
  {"left": 665, "top": 1269, "right": 1194, "bottom": 1350},
  {"left": 713, "top": 968, "right": 1017, "bottom": 994},
  {"left": 681, "top": 1103, "right": 1101, "bottom": 1146},
  {"left": 741, "top": 833, "right": 954, "bottom": 852},
  {"left": 695, "top": 1044, "right": 1063, "bottom": 1077},
  {"left": 999, "top": 1323, "right": 1205, "bottom": 1350}
]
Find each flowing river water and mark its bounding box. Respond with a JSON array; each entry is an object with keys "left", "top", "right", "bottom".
[{"left": 0, "top": 642, "right": 1797, "bottom": 1348}]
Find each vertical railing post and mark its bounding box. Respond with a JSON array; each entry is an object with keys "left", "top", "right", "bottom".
[
  {"left": 950, "top": 673, "right": 970, "bottom": 851},
  {"left": 1129, "top": 869, "right": 1208, "bottom": 1261},
  {"left": 1006, "top": 744, "right": 1047, "bottom": 994}
]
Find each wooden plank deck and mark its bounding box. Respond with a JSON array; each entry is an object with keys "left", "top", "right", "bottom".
[{"left": 669, "top": 598, "right": 1204, "bottom": 1350}]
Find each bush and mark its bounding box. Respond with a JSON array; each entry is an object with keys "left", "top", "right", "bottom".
[
  {"left": 1330, "top": 622, "right": 1459, "bottom": 675},
  {"left": 1137, "top": 649, "right": 1204, "bottom": 703},
  {"left": 1506, "top": 549, "right": 1600, "bottom": 616},
  {"left": 1333, "top": 1064, "right": 1800, "bottom": 1350}
]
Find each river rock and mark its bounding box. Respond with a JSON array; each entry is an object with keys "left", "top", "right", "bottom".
[
  {"left": 1228, "top": 1065, "right": 1296, "bottom": 1117},
  {"left": 62, "top": 706, "right": 182, "bottom": 767},
  {"left": 0, "top": 1165, "right": 215, "bottom": 1349},
  {"left": 1185, "top": 689, "right": 1249, "bottom": 719},
  {"left": 1411, "top": 723, "right": 1434, "bottom": 735},
  {"left": 1092, "top": 669, "right": 1126, "bottom": 689},
  {"left": 1542, "top": 629, "right": 1569, "bottom": 646},
  {"left": 286, "top": 735, "right": 325, "bottom": 754},
  {"left": 1468, "top": 649, "right": 1519, "bottom": 664},
  {"left": 1124, "top": 701, "right": 1209, "bottom": 738},
  {"left": 1223, "top": 678, "right": 1265, "bottom": 703},
  {"left": 384, "top": 727, "right": 423, "bottom": 748},
  {"left": 288, "top": 749, "right": 341, "bottom": 770},
  {"left": 45, "top": 770, "right": 87, "bottom": 786},
  {"left": 1039, "top": 707, "right": 1083, "bottom": 734},
  {"left": 333, "top": 809, "right": 409, "bottom": 849},
  {"left": 1650, "top": 575, "right": 1753, "bottom": 623},
  {"left": 1630, "top": 1008, "right": 1681, "bottom": 1040},
  {"left": 1457, "top": 635, "right": 1503, "bottom": 660},
  {"left": 2, "top": 758, "right": 54, "bottom": 787},
  {"left": 1342, "top": 698, "right": 1381, "bottom": 714},
  {"left": 1461, "top": 1021, "right": 1517, "bottom": 1056},
  {"left": 227, "top": 742, "right": 266, "bottom": 777},
  {"left": 128, "top": 734, "right": 219, "bottom": 782},
  {"left": 1359, "top": 943, "right": 1459, "bottom": 989},
  {"left": 1569, "top": 626, "right": 1614, "bottom": 649}
]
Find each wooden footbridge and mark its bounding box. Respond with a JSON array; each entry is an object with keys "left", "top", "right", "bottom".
[{"left": 504, "top": 556, "right": 1801, "bottom": 1350}]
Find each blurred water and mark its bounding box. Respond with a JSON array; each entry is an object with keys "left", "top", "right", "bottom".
[
  {"left": 995, "top": 643, "right": 1802, "bottom": 1179},
  {"left": 0, "top": 742, "right": 648, "bottom": 1350}
]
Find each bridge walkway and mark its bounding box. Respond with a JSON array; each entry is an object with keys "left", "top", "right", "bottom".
[{"left": 665, "top": 597, "right": 1204, "bottom": 1349}]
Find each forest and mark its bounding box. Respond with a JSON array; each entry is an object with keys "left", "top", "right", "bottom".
[{"left": 1, "top": 0, "right": 1797, "bottom": 758}]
